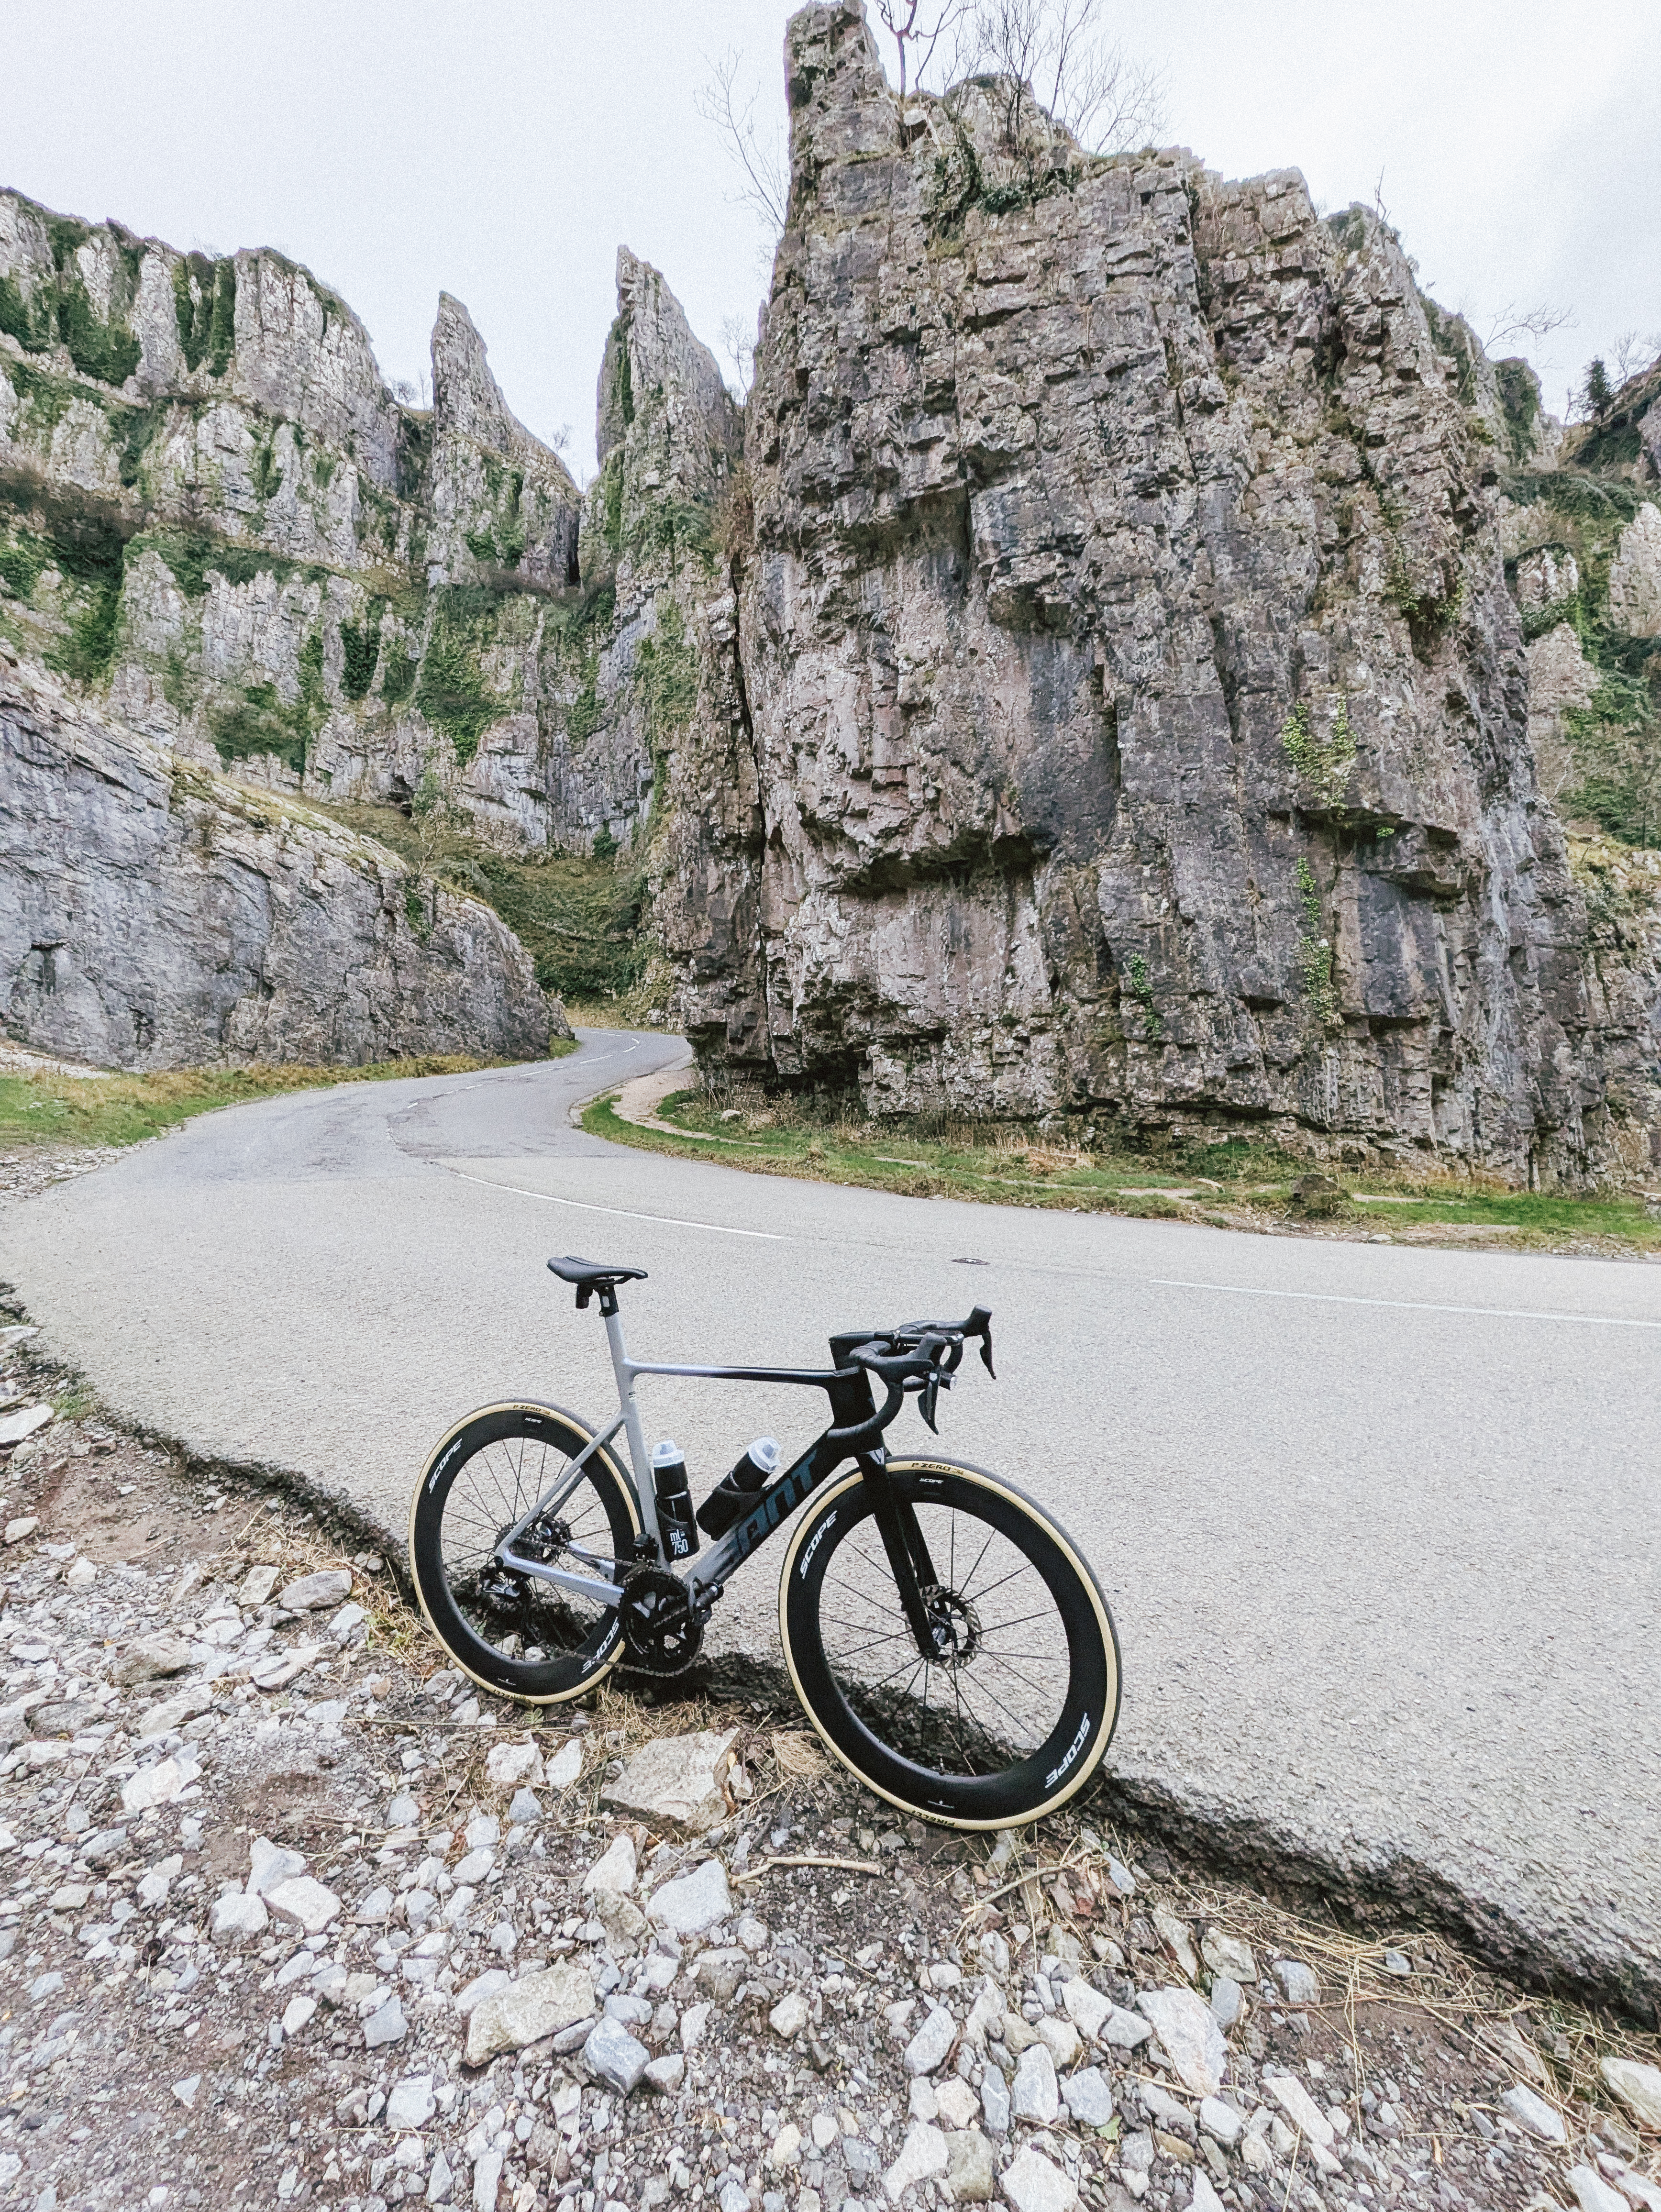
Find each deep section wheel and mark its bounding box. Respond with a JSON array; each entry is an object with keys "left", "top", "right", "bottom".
[
  {"left": 408, "top": 1402, "right": 638, "bottom": 1702},
  {"left": 778, "top": 1456, "right": 1119, "bottom": 1827}
]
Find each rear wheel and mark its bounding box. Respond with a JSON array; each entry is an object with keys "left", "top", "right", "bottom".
[
  {"left": 778, "top": 1456, "right": 1119, "bottom": 1827},
  {"left": 408, "top": 1402, "right": 638, "bottom": 1702}
]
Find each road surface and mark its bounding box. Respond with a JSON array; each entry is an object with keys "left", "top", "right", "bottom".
[{"left": 5, "top": 1030, "right": 1658, "bottom": 2009}]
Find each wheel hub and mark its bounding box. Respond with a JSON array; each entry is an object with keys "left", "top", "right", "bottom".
[{"left": 922, "top": 1585, "right": 982, "bottom": 1669}]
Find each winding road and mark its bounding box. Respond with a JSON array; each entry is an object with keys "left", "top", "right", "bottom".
[{"left": 5, "top": 1030, "right": 1658, "bottom": 2008}]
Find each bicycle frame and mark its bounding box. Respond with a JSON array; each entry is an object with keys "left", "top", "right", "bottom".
[{"left": 489, "top": 1308, "right": 941, "bottom": 1643}]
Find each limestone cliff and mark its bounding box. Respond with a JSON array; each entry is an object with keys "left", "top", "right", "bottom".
[
  {"left": 659, "top": 0, "right": 1661, "bottom": 1182},
  {"left": 0, "top": 191, "right": 629, "bottom": 857},
  {"left": 0, "top": 647, "right": 548, "bottom": 1070}
]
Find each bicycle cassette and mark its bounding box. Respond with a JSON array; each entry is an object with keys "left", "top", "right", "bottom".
[{"left": 617, "top": 1565, "right": 706, "bottom": 1677}]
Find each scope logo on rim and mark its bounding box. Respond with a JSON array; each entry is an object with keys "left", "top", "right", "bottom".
[
  {"left": 798, "top": 1511, "right": 837, "bottom": 1576},
  {"left": 1044, "top": 1710, "right": 1092, "bottom": 1790}
]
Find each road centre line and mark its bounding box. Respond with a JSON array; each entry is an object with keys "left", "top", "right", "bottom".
[
  {"left": 1152, "top": 1277, "right": 1661, "bottom": 1329},
  {"left": 443, "top": 1166, "right": 784, "bottom": 1241}
]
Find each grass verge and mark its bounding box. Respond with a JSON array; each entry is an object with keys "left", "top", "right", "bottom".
[
  {"left": 0, "top": 1047, "right": 571, "bottom": 1152},
  {"left": 584, "top": 1084, "right": 1661, "bottom": 1256}
]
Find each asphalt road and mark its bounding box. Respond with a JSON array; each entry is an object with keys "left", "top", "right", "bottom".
[{"left": 5, "top": 1031, "right": 1658, "bottom": 2009}]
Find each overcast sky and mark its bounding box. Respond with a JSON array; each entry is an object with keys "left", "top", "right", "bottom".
[{"left": 4, "top": 0, "right": 1657, "bottom": 475}]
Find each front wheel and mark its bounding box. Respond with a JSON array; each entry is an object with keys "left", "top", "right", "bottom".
[
  {"left": 408, "top": 1401, "right": 639, "bottom": 1703},
  {"left": 778, "top": 1456, "right": 1120, "bottom": 1828}
]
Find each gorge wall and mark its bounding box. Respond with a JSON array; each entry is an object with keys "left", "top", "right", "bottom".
[
  {"left": 5, "top": 0, "right": 1661, "bottom": 1169},
  {"left": 657, "top": 1, "right": 1661, "bottom": 1183}
]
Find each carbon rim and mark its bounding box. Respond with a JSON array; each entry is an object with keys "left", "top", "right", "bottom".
[{"left": 779, "top": 1460, "right": 1119, "bottom": 1827}]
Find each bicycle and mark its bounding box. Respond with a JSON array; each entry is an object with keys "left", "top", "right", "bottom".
[{"left": 409, "top": 1256, "right": 1121, "bottom": 1828}]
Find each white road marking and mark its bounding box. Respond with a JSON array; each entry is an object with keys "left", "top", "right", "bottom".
[
  {"left": 443, "top": 1166, "right": 784, "bottom": 1240},
  {"left": 1152, "top": 1277, "right": 1661, "bottom": 1330}
]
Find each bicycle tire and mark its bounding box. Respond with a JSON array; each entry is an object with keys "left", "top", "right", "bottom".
[
  {"left": 408, "top": 1401, "right": 638, "bottom": 1703},
  {"left": 778, "top": 1455, "right": 1119, "bottom": 1827}
]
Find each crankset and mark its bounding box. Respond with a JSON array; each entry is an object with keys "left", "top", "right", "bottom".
[{"left": 617, "top": 1565, "right": 707, "bottom": 1678}]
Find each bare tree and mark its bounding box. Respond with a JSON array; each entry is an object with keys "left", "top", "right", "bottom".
[
  {"left": 697, "top": 49, "right": 790, "bottom": 234},
  {"left": 964, "top": 0, "right": 1164, "bottom": 154},
  {"left": 873, "top": 0, "right": 975, "bottom": 100},
  {"left": 719, "top": 313, "right": 756, "bottom": 396},
  {"left": 1609, "top": 329, "right": 1661, "bottom": 386},
  {"left": 1482, "top": 301, "right": 1575, "bottom": 355}
]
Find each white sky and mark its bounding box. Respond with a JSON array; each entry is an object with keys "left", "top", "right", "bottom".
[{"left": 4, "top": 0, "right": 1657, "bottom": 473}]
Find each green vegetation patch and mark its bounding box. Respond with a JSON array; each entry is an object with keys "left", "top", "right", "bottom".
[
  {"left": 415, "top": 589, "right": 511, "bottom": 765},
  {"left": 584, "top": 1085, "right": 1661, "bottom": 1252},
  {"left": 210, "top": 629, "right": 327, "bottom": 776},
  {"left": 340, "top": 597, "right": 387, "bottom": 700},
  {"left": 1280, "top": 696, "right": 1356, "bottom": 810},
  {"left": 317, "top": 799, "right": 649, "bottom": 1001},
  {"left": 0, "top": 1056, "right": 501, "bottom": 1152}
]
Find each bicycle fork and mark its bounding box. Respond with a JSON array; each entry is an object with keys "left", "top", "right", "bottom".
[{"left": 857, "top": 1452, "right": 949, "bottom": 1659}]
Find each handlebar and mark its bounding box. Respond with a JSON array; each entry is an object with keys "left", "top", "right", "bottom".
[{"left": 825, "top": 1306, "right": 995, "bottom": 1450}]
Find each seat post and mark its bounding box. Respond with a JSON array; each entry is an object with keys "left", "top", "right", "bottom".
[{"left": 603, "top": 1306, "right": 656, "bottom": 1543}]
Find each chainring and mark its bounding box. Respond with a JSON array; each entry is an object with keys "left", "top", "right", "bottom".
[{"left": 617, "top": 1565, "right": 706, "bottom": 1678}]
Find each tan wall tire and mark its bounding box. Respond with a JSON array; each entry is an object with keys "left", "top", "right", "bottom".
[{"left": 776, "top": 1455, "right": 1120, "bottom": 1829}]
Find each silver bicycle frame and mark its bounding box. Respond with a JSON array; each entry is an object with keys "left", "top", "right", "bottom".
[{"left": 490, "top": 1307, "right": 844, "bottom": 1611}]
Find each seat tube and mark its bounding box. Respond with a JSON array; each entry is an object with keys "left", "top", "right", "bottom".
[{"left": 605, "top": 1309, "right": 660, "bottom": 1554}]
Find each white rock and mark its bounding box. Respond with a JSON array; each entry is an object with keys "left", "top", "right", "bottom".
[
  {"left": 884, "top": 2121, "right": 949, "bottom": 2204},
  {"left": 387, "top": 2073, "right": 437, "bottom": 2130},
  {"left": 771, "top": 1991, "right": 809, "bottom": 2039},
  {"left": 646, "top": 1858, "right": 731, "bottom": 1936},
  {"left": 137, "top": 1685, "right": 213, "bottom": 1741},
  {"left": 211, "top": 1890, "right": 269, "bottom": 1941},
  {"left": 454, "top": 1969, "right": 513, "bottom": 2017},
  {"left": 1011, "top": 2044, "right": 1059, "bottom": 2125},
  {"left": 584, "top": 2014, "right": 651, "bottom": 2093},
  {"left": 770, "top": 2123, "right": 803, "bottom": 2169},
  {"left": 1271, "top": 1958, "right": 1319, "bottom": 2006},
  {"left": 172, "top": 2074, "right": 201, "bottom": 2109},
  {"left": 122, "top": 1754, "right": 198, "bottom": 1814},
  {"left": 601, "top": 1727, "right": 737, "bottom": 1835},
  {"left": 1603, "top": 2057, "right": 1661, "bottom": 2132},
  {"left": 466, "top": 1961, "right": 596, "bottom": 2066},
  {"left": 1200, "top": 1931, "right": 1256, "bottom": 1983},
  {"left": 281, "top": 1995, "right": 317, "bottom": 2036},
  {"left": 1608, "top": 502, "right": 1661, "bottom": 639},
  {"left": 645, "top": 2054, "right": 686, "bottom": 2093},
  {"left": 486, "top": 1740, "right": 543, "bottom": 1790},
  {"left": 1001, "top": 2146, "right": 1079, "bottom": 2212},
  {"left": 237, "top": 1564, "right": 280, "bottom": 1607},
  {"left": 937, "top": 2078, "right": 979, "bottom": 2130},
  {"left": 1198, "top": 2096, "right": 1243, "bottom": 2147},
  {"left": 363, "top": 1994, "right": 408, "bottom": 2048},
  {"left": 473, "top": 2148, "right": 504, "bottom": 2212},
  {"left": 1137, "top": 1987, "right": 1228, "bottom": 2096},
  {"left": 1062, "top": 1977, "right": 1111, "bottom": 2041},
  {"left": 1263, "top": 2073, "right": 1335, "bottom": 2147},
  {"left": 1190, "top": 2173, "right": 1226, "bottom": 2212},
  {"left": 545, "top": 1738, "right": 583, "bottom": 1790},
  {"left": 266, "top": 1876, "right": 341, "bottom": 1934},
  {"left": 904, "top": 2003, "right": 956, "bottom": 2076},
  {"left": 453, "top": 1847, "right": 495, "bottom": 1885},
  {"left": 112, "top": 1631, "right": 194, "bottom": 1686},
  {"left": 280, "top": 1569, "right": 353, "bottom": 1611},
  {"left": 1501, "top": 2083, "right": 1565, "bottom": 2143},
  {"left": 251, "top": 1643, "right": 324, "bottom": 1691},
  {"left": 680, "top": 2001, "right": 712, "bottom": 2052},
  {"left": 948, "top": 2128, "right": 997, "bottom": 2203},
  {"left": 0, "top": 1409, "right": 53, "bottom": 1450},
  {"left": 1035, "top": 2016, "right": 1083, "bottom": 2070},
  {"left": 582, "top": 1832, "right": 638, "bottom": 1896},
  {"left": 1061, "top": 2068, "right": 1116, "bottom": 2128},
  {"left": 1571, "top": 2168, "right": 1633, "bottom": 2212},
  {"left": 1102, "top": 2003, "right": 1152, "bottom": 2050},
  {"left": 1152, "top": 1908, "right": 1200, "bottom": 1980},
  {"left": 248, "top": 1836, "right": 307, "bottom": 1896},
  {"left": 66, "top": 1557, "right": 97, "bottom": 1592}
]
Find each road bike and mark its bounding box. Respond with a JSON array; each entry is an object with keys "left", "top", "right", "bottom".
[{"left": 409, "top": 1257, "right": 1120, "bottom": 1827}]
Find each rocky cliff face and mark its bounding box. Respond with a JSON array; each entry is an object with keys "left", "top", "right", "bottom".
[
  {"left": 656, "top": 0, "right": 1661, "bottom": 1183},
  {"left": 0, "top": 646, "right": 548, "bottom": 1070},
  {"left": 0, "top": 191, "right": 633, "bottom": 858}
]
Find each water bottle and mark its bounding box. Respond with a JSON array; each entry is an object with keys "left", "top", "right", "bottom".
[
  {"left": 651, "top": 1439, "right": 699, "bottom": 1560},
  {"left": 696, "top": 1436, "right": 781, "bottom": 1539}
]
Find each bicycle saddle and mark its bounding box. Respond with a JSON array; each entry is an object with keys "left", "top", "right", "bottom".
[{"left": 547, "top": 1255, "right": 647, "bottom": 1312}]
